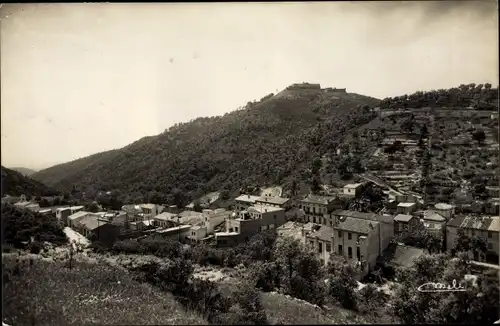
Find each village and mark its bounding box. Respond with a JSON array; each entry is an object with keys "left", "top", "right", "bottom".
[{"left": 3, "top": 104, "right": 500, "bottom": 282}]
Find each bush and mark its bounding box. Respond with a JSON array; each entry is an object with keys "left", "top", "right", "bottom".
[
  {"left": 1, "top": 203, "right": 67, "bottom": 249},
  {"left": 29, "top": 241, "right": 43, "bottom": 254}
]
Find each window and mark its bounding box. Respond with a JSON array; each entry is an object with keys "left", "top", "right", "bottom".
[
  {"left": 235, "top": 227, "right": 239, "bottom": 232},
  {"left": 356, "top": 247, "right": 361, "bottom": 260},
  {"left": 348, "top": 247, "right": 352, "bottom": 259},
  {"left": 313, "top": 216, "right": 316, "bottom": 223},
  {"left": 318, "top": 242, "right": 323, "bottom": 253},
  {"left": 320, "top": 259, "right": 325, "bottom": 265},
  {"left": 338, "top": 231, "right": 342, "bottom": 238},
  {"left": 471, "top": 229, "right": 475, "bottom": 236},
  {"left": 326, "top": 243, "right": 331, "bottom": 252},
  {"left": 310, "top": 241, "right": 314, "bottom": 247},
  {"left": 488, "top": 243, "right": 493, "bottom": 250},
  {"left": 192, "top": 231, "right": 195, "bottom": 236},
  {"left": 488, "top": 231, "right": 493, "bottom": 238},
  {"left": 348, "top": 233, "right": 352, "bottom": 240},
  {"left": 338, "top": 245, "right": 343, "bottom": 255}
]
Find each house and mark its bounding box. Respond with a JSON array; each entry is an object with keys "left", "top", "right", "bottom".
[
  {"left": 129, "top": 219, "right": 154, "bottom": 231},
  {"left": 75, "top": 215, "right": 119, "bottom": 245},
  {"left": 433, "top": 203, "right": 455, "bottom": 220},
  {"left": 186, "top": 192, "right": 221, "bottom": 210},
  {"left": 217, "top": 205, "right": 286, "bottom": 246},
  {"left": 332, "top": 216, "right": 381, "bottom": 278},
  {"left": 377, "top": 243, "right": 425, "bottom": 269},
  {"left": 187, "top": 225, "right": 208, "bottom": 243},
  {"left": 421, "top": 211, "right": 446, "bottom": 234},
  {"left": 202, "top": 208, "right": 231, "bottom": 234},
  {"left": 68, "top": 211, "right": 96, "bottom": 228},
  {"left": 151, "top": 225, "right": 193, "bottom": 243},
  {"left": 56, "top": 207, "right": 72, "bottom": 225},
  {"left": 397, "top": 202, "right": 417, "bottom": 215},
  {"left": 395, "top": 194, "right": 419, "bottom": 203},
  {"left": 298, "top": 195, "right": 338, "bottom": 224},
  {"left": 139, "top": 204, "right": 158, "bottom": 218},
  {"left": 446, "top": 215, "right": 499, "bottom": 262},
  {"left": 343, "top": 183, "right": 364, "bottom": 198},
  {"left": 152, "top": 212, "right": 179, "bottom": 228},
  {"left": 254, "top": 196, "right": 291, "bottom": 210},
  {"left": 304, "top": 224, "right": 335, "bottom": 266},
  {"left": 393, "top": 214, "right": 419, "bottom": 235},
  {"left": 234, "top": 194, "right": 261, "bottom": 212},
  {"left": 331, "top": 210, "right": 395, "bottom": 256}
]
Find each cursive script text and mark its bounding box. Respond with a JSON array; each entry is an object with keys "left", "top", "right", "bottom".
[{"left": 417, "top": 279, "right": 467, "bottom": 292}]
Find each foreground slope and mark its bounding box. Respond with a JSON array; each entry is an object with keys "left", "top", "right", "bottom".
[
  {"left": 1, "top": 166, "right": 59, "bottom": 197},
  {"left": 2, "top": 255, "right": 207, "bottom": 325},
  {"left": 32, "top": 84, "right": 380, "bottom": 202}
]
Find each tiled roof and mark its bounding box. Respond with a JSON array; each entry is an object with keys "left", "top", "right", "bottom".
[
  {"left": 397, "top": 202, "right": 416, "bottom": 208},
  {"left": 306, "top": 224, "right": 334, "bottom": 241},
  {"left": 235, "top": 195, "right": 261, "bottom": 203},
  {"left": 248, "top": 205, "right": 284, "bottom": 213},
  {"left": 140, "top": 203, "right": 156, "bottom": 210},
  {"left": 154, "top": 212, "right": 178, "bottom": 221},
  {"left": 333, "top": 216, "right": 378, "bottom": 234},
  {"left": 435, "top": 203, "right": 454, "bottom": 210},
  {"left": 394, "top": 214, "right": 414, "bottom": 222},
  {"left": 255, "top": 196, "right": 290, "bottom": 205},
  {"left": 179, "top": 210, "right": 203, "bottom": 218},
  {"left": 344, "top": 183, "right": 363, "bottom": 189},
  {"left": 300, "top": 195, "right": 336, "bottom": 205},
  {"left": 332, "top": 210, "right": 394, "bottom": 224},
  {"left": 447, "top": 215, "right": 499, "bottom": 231},
  {"left": 423, "top": 211, "right": 446, "bottom": 222},
  {"left": 79, "top": 216, "right": 110, "bottom": 231},
  {"left": 68, "top": 211, "right": 92, "bottom": 221}
]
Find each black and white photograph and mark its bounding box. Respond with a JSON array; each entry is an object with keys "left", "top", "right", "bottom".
[{"left": 1, "top": 1, "right": 499, "bottom": 325}]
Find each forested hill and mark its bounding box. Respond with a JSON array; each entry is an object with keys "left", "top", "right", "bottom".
[
  {"left": 32, "top": 84, "right": 380, "bottom": 204},
  {"left": 379, "top": 83, "right": 499, "bottom": 109},
  {"left": 1, "top": 166, "right": 60, "bottom": 197}
]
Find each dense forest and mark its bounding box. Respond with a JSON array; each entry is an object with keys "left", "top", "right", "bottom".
[
  {"left": 379, "top": 83, "right": 498, "bottom": 110},
  {"left": 1, "top": 166, "right": 60, "bottom": 198},
  {"left": 32, "top": 85, "right": 380, "bottom": 205}
]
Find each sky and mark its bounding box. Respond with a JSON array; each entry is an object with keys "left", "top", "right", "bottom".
[{"left": 1, "top": 1, "right": 498, "bottom": 170}]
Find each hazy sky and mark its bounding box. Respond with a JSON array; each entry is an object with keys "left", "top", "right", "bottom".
[{"left": 1, "top": 1, "right": 498, "bottom": 170}]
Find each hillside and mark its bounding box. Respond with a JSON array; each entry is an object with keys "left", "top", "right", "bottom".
[
  {"left": 1, "top": 166, "right": 59, "bottom": 198},
  {"left": 9, "top": 167, "right": 37, "bottom": 176},
  {"left": 32, "top": 84, "right": 380, "bottom": 204}
]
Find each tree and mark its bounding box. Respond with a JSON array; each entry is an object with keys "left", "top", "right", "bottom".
[
  {"left": 391, "top": 253, "right": 499, "bottom": 324},
  {"left": 84, "top": 202, "right": 100, "bottom": 213},
  {"left": 472, "top": 130, "right": 486, "bottom": 145},
  {"left": 326, "top": 259, "right": 358, "bottom": 310},
  {"left": 230, "top": 281, "right": 268, "bottom": 325},
  {"left": 193, "top": 200, "right": 202, "bottom": 212}
]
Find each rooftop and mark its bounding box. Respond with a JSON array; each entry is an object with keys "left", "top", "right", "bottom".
[
  {"left": 140, "top": 203, "right": 156, "bottom": 210},
  {"left": 156, "top": 225, "right": 192, "bottom": 234},
  {"left": 300, "top": 195, "right": 336, "bottom": 205},
  {"left": 255, "top": 196, "right": 290, "bottom": 205},
  {"left": 332, "top": 210, "right": 394, "bottom": 224},
  {"left": 447, "top": 215, "right": 500, "bottom": 231},
  {"left": 79, "top": 216, "right": 110, "bottom": 231},
  {"left": 178, "top": 210, "right": 203, "bottom": 218},
  {"left": 423, "top": 211, "right": 446, "bottom": 222},
  {"left": 248, "top": 205, "right": 284, "bottom": 213},
  {"left": 70, "top": 205, "right": 85, "bottom": 210},
  {"left": 397, "top": 202, "right": 416, "bottom": 208},
  {"left": 305, "top": 224, "right": 335, "bottom": 241},
  {"left": 394, "top": 214, "right": 414, "bottom": 222},
  {"left": 153, "top": 212, "right": 178, "bottom": 221},
  {"left": 333, "top": 216, "right": 378, "bottom": 235},
  {"left": 235, "top": 194, "right": 261, "bottom": 203},
  {"left": 68, "top": 211, "right": 93, "bottom": 220},
  {"left": 344, "top": 183, "right": 363, "bottom": 189},
  {"left": 435, "top": 203, "right": 454, "bottom": 210}
]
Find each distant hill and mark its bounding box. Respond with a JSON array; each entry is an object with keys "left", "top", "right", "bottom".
[
  {"left": 1, "top": 166, "right": 59, "bottom": 198},
  {"left": 32, "top": 83, "right": 380, "bottom": 204},
  {"left": 9, "top": 167, "right": 37, "bottom": 176}
]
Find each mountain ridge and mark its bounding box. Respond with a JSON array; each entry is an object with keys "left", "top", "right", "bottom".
[{"left": 31, "top": 83, "right": 380, "bottom": 203}]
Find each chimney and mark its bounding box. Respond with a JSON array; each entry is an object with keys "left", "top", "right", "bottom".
[{"left": 248, "top": 195, "right": 250, "bottom": 199}]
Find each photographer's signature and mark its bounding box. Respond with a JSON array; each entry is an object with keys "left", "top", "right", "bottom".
[{"left": 417, "top": 279, "right": 467, "bottom": 292}]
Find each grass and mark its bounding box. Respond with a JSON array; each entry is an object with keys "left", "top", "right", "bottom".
[{"left": 2, "top": 254, "right": 207, "bottom": 325}]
